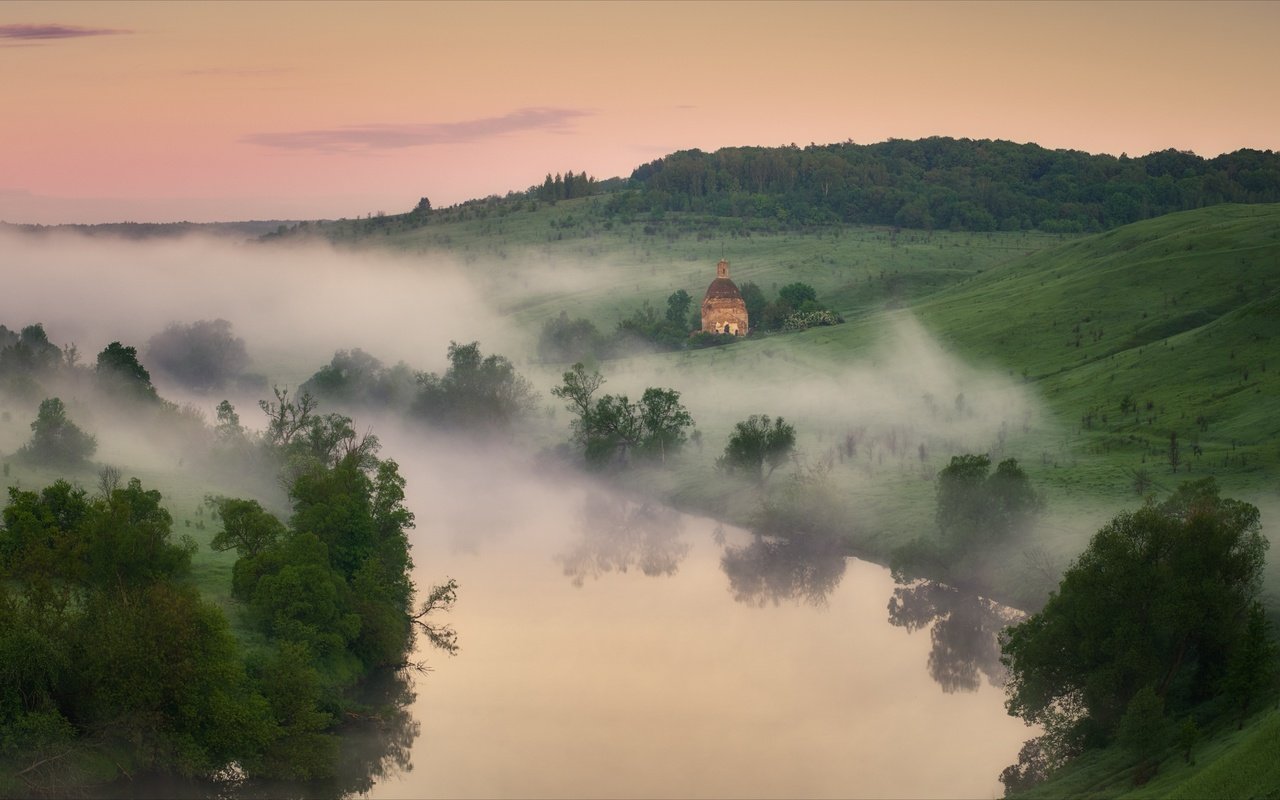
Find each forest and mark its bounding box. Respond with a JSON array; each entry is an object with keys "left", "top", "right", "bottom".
[{"left": 619, "top": 138, "right": 1280, "bottom": 232}]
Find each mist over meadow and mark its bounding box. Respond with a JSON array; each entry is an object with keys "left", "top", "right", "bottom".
[{"left": 1, "top": 228, "right": 1042, "bottom": 468}]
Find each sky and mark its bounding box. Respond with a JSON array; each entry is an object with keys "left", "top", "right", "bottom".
[{"left": 2, "top": 0, "right": 1278, "bottom": 224}]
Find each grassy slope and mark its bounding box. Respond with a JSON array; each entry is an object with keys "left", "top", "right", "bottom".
[
  {"left": 1012, "top": 707, "right": 1280, "bottom": 800},
  {"left": 915, "top": 204, "right": 1280, "bottom": 490},
  {"left": 359, "top": 196, "right": 1064, "bottom": 331}
]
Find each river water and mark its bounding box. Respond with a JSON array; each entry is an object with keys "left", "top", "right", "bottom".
[{"left": 351, "top": 454, "right": 1033, "bottom": 799}]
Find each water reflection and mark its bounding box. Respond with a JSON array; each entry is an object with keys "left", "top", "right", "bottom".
[
  {"left": 557, "top": 493, "right": 689, "bottom": 587},
  {"left": 720, "top": 532, "right": 847, "bottom": 607},
  {"left": 94, "top": 669, "right": 419, "bottom": 800},
  {"left": 325, "top": 668, "right": 420, "bottom": 798},
  {"left": 887, "top": 580, "right": 1021, "bottom": 693}
]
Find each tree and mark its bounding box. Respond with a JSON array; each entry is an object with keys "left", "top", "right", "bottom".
[
  {"left": 17, "top": 397, "right": 96, "bottom": 467},
  {"left": 214, "top": 399, "right": 246, "bottom": 445},
  {"left": 738, "top": 281, "right": 768, "bottom": 330},
  {"left": 551, "top": 362, "right": 605, "bottom": 449},
  {"left": 777, "top": 282, "right": 818, "bottom": 311},
  {"left": 551, "top": 364, "right": 693, "bottom": 468},
  {"left": 1116, "top": 685, "right": 1166, "bottom": 783},
  {"left": 935, "top": 454, "right": 1040, "bottom": 544},
  {"left": 538, "top": 312, "right": 606, "bottom": 363},
  {"left": 0, "top": 323, "right": 64, "bottom": 382},
  {"left": 95, "top": 341, "right": 157, "bottom": 400},
  {"left": 145, "top": 319, "right": 249, "bottom": 392},
  {"left": 0, "top": 476, "right": 270, "bottom": 780},
  {"left": 1130, "top": 468, "right": 1153, "bottom": 496},
  {"left": 208, "top": 497, "right": 286, "bottom": 558},
  {"left": 1001, "top": 479, "right": 1269, "bottom": 746},
  {"left": 1223, "top": 601, "right": 1277, "bottom": 729},
  {"left": 718, "top": 414, "right": 796, "bottom": 484},
  {"left": 665, "top": 289, "right": 693, "bottom": 330},
  {"left": 259, "top": 386, "right": 318, "bottom": 449},
  {"left": 301, "top": 349, "right": 419, "bottom": 413},
  {"left": 634, "top": 387, "right": 694, "bottom": 463},
  {"left": 414, "top": 341, "right": 536, "bottom": 431}
]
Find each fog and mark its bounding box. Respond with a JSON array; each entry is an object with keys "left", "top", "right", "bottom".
[
  {"left": 0, "top": 229, "right": 1058, "bottom": 797},
  {"left": 0, "top": 229, "right": 522, "bottom": 386},
  {"left": 2, "top": 228, "right": 1041, "bottom": 450},
  {"left": 0, "top": 226, "right": 1091, "bottom": 578}
]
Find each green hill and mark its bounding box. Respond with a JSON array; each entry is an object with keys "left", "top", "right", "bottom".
[
  {"left": 343, "top": 203, "right": 1279, "bottom": 596},
  {"left": 917, "top": 203, "right": 1280, "bottom": 485}
]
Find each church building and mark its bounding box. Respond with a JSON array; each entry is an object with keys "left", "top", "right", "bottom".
[{"left": 700, "top": 259, "right": 748, "bottom": 336}]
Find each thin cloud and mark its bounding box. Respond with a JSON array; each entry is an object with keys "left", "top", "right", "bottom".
[
  {"left": 242, "top": 107, "right": 592, "bottom": 152},
  {"left": 0, "top": 23, "right": 131, "bottom": 40}
]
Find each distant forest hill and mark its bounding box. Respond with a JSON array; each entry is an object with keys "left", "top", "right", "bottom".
[
  {"left": 618, "top": 138, "right": 1280, "bottom": 233},
  {"left": 268, "top": 136, "right": 1280, "bottom": 243}
]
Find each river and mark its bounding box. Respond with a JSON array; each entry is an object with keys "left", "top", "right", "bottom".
[{"left": 347, "top": 453, "right": 1033, "bottom": 799}]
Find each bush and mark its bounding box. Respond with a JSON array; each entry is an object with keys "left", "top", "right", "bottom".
[{"left": 780, "top": 310, "right": 844, "bottom": 332}]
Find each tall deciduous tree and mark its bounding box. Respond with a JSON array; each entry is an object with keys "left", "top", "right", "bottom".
[{"left": 1001, "top": 479, "right": 1269, "bottom": 746}]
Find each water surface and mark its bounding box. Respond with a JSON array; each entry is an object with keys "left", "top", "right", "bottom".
[{"left": 366, "top": 454, "right": 1032, "bottom": 799}]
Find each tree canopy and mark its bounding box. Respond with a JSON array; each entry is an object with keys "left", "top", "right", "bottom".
[
  {"left": 935, "top": 454, "right": 1041, "bottom": 544},
  {"left": 622, "top": 139, "right": 1280, "bottom": 232},
  {"left": 718, "top": 414, "right": 796, "bottom": 484},
  {"left": 17, "top": 397, "right": 96, "bottom": 467},
  {"left": 1001, "top": 479, "right": 1270, "bottom": 751},
  {"left": 95, "top": 341, "right": 157, "bottom": 400},
  {"left": 552, "top": 363, "right": 695, "bottom": 468},
  {"left": 415, "top": 341, "right": 536, "bottom": 431},
  {"left": 145, "top": 318, "right": 249, "bottom": 392}
]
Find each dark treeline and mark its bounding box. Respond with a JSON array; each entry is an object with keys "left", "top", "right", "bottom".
[
  {"left": 263, "top": 137, "right": 1280, "bottom": 244},
  {"left": 0, "top": 390, "right": 457, "bottom": 791},
  {"left": 532, "top": 170, "right": 600, "bottom": 202},
  {"left": 615, "top": 138, "right": 1280, "bottom": 232}
]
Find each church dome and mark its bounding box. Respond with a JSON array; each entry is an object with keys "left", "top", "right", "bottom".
[
  {"left": 700, "top": 259, "right": 748, "bottom": 336},
  {"left": 703, "top": 276, "right": 744, "bottom": 301}
]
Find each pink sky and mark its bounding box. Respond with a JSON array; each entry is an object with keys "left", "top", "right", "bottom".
[{"left": 2, "top": 0, "right": 1278, "bottom": 224}]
